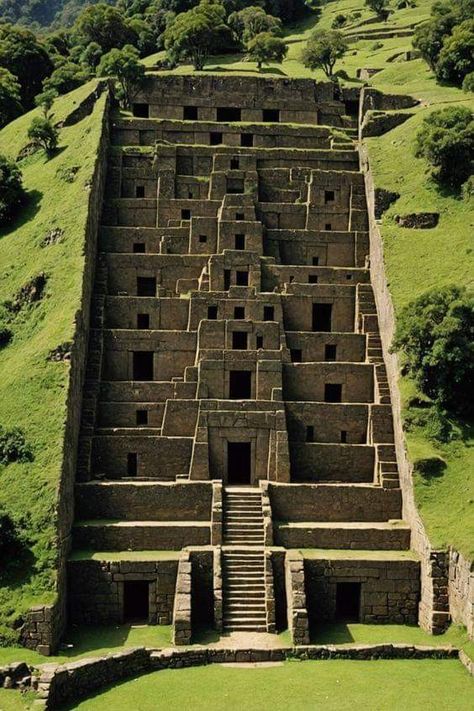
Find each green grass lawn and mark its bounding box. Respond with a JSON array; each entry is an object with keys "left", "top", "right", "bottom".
[
  {"left": 55, "top": 659, "right": 474, "bottom": 711},
  {"left": 0, "top": 81, "right": 108, "bottom": 640}
]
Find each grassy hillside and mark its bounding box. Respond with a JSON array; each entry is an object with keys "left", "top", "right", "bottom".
[
  {"left": 144, "top": 0, "right": 474, "bottom": 558},
  {"left": 0, "top": 81, "right": 107, "bottom": 642}
]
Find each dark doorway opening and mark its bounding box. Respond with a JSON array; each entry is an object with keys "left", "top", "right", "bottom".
[
  {"left": 207, "top": 305, "right": 218, "bottom": 320},
  {"left": 227, "top": 441, "right": 251, "bottom": 485},
  {"left": 133, "top": 104, "right": 149, "bottom": 118},
  {"left": 133, "top": 351, "right": 153, "bottom": 380},
  {"left": 235, "top": 234, "right": 245, "bottom": 250},
  {"left": 325, "top": 383, "right": 342, "bottom": 403},
  {"left": 137, "top": 313, "right": 150, "bottom": 329},
  {"left": 263, "top": 108, "right": 280, "bottom": 122},
  {"left": 325, "top": 344, "right": 337, "bottom": 361},
  {"left": 136, "top": 185, "right": 145, "bottom": 198},
  {"left": 137, "top": 277, "right": 156, "bottom": 297},
  {"left": 210, "top": 132, "right": 223, "bottom": 145},
  {"left": 236, "top": 270, "right": 248, "bottom": 286},
  {"left": 312, "top": 303, "right": 333, "bottom": 332},
  {"left": 241, "top": 133, "right": 253, "bottom": 147},
  {"left": 335, "top": 582, "right": 361, "bottom": 621},
  {"left": 183, "top": 106, "right": 198, "bottom": 120},
  {"left": 123, "top": 580, "right": 149, "bottom": 622},
  {"left": 234, "top": 306, "right": 245, "bottom": 319},
  {"left": 127, "top": 452, "right": 138, "bottom": 476},
  {"left": 232, "top": 331, "right": 248, "bottom": 350},
  {"left": 224, "top": 269, "right": 231, "bottom": 290},
  {"left": 229, "top": 370, "right": 251, "bottom": 399},
  {"left": 217, "top": 107, "right": 241, "bottom": 122}
]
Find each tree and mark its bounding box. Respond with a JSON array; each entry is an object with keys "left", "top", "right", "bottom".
[
  {"left": 0, "top": 24, "right": 54, "bottom": 109},
  {"left": 365, "top": 0, "right": 391, "bottom": 20},
  {"left": 79, "top": 41, "right": 103, "bottom": 70},
  {"left": 34, "top": 89, "right": 58, "bottom": 119},
  {"left": 0, "top": 68, "right": 23, "bottom": 129},
  {"left": 414, "top": 106, "right": 474, "bottom": 187},
  {"left": 42, "top": 61, "right": 91, "bottom": 96},
  {"left": 301, "top": 30, "right": 348, "bottom": 78},
  {"left": 163, "top": 1, "right": 230, "bottom": 71},
  {"left": 0, "top": 154, "right": 25, "bottom": 227},
  {"left": 246, "top": 32, "right": 287, "bottom": 69},
  {"left": 393, "top": 286, "right": 474, "bottom": 417},
  {"left": 73, "top": 3, "right": 139, "bottom": 53},
  {"left": 435, "top": 20, "right": 474, "bottom": 86},
  {"left": 463, "top": 71, "right": 474, "bottom": 92},
  {"left": 228, "top": 6, "right": 282, "bottom": 45},
  {"left": 413, "top": 14, "right": 457, "bottom": 70},
  {"left": 27, "top": 117, "right": 59, "bottom": 155},
  {"left": 98, "top": 44, "right": 146, "bottom": 109}
]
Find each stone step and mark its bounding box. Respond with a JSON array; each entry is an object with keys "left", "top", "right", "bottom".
[
  {"left": 223, "top": 613, "right": 267, "bottom": 623},
  {"left": 224, "top": 584, "right": 266, "bottom": 593},
  {"left": 225, "top": 572, "right": 266, "bottom": 581}
]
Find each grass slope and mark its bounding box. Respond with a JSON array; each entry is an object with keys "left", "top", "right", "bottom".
[
  {"left": 0, "top": 81, "right": 107, "bottom": 641},
  {"left": 144, "top": 1, "right": 474, "bottom": 558}
]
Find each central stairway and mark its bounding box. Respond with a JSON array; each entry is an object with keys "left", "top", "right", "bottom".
[{"left": 222, "top": 488, "right": 267, "bottom": 632}]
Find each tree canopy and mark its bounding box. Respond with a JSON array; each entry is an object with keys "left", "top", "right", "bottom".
[
  {"left": 301, "top": 29, "right": 348, "bottom": 78},
  {"left": 246, "top": 31, "right": 287, "bottom": 68}
]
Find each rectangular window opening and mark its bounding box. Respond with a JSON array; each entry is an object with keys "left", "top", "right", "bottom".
[
  {"left": 127, "top": 452, "right": 138, "bottom": 476},
  {"left": 181, "top": 208, "right": 191, "bottom": 220},
  {"left": 183, "top": 106, "right": 198, "bottom": 120},
  {"left": 230, "top": 157, "right": 240, "bottom": 170},
  {"left": 256, "top": 335, "right": 263, "bottom": 349},
  {"left": 137, "top": 277, "right": 156, "bottom": 297},
  {"left": 291, "top": 348, "right": 302, "bottom": 363},
  {"left": 340, "top": 430, "right": 348, "bottom": 443},
  {"left": 210, "top": 132, "right": 223, "bottom": 146},
  {"left": 325, "top": 383, "right": 342, "bottom": 403},
  {"left": 137, "top": 313, "right": 150, "bottom": 329},
  {"left": 135, "top": 185, "right": 145, "bottom": 199},
  {"left": 207, "top": 305, "right": 218, "bottom": 320},
  {"left": 325, "top": 344, "right": 337, "bottom": 362},
  {"left": 236, "top": 270, "right": 249, "bottom": 286},
  {"left": 224, "top": 269, "right": 231, "bottom": 291},
  {"left": 217, "top": 107, "right": 241, "bottom": 122},
  {"left": 324, "top": 190, "right": 335, "bottom": 203},
  {"left": 132, "top": 104, "right": 149, "bottom": 118},
  {"left": 263, "top": 108, "right": 280, "bottom": 123},
  {"left": 306, "top": 425, "right": 314, "bottom": 442},
  {"left": 234, "top": 306, "right": 245, "bottom": 319},
  {"left": 136, "top": 410, "right": 148, "bottom": 425},
  {"left": 229, "top": 370, "right": 252, "bottom": 399},
  {"left": 235, "top": 234, "right": 245, "bottom": 250},
  {"left": 312, "top": 303, "right": 333, "bottom": 332},
  {"left": 133, "top": 351, "right": 153, "bottom": 381},
  {"left": 241, "top": 133, "right": 253, "bottom": 147},
  {"left": 133, "top": 242, "right": 146, "bottom": 253},
  {"left": 232, "top": 331, "right": 248, "bottom": 350}
]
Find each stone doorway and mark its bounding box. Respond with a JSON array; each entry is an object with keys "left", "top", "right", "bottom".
[
  {"left": 227, "top": 441, "right": 251, "bottom": 485},
  {"left": 335, "top": 582, "right": 361, "bottom": 622},
  {"left": 123, "top": 580, "right": 149, "bottom": 622}
]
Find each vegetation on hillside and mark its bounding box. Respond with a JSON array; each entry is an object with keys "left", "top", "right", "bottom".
[{"left": 0, "top": 82, "right": 107, "bottom": 644}]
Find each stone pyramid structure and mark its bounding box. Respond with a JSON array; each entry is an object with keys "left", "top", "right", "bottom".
[{"left": 69, "top": 76, "right": 420, "bottom": 643}]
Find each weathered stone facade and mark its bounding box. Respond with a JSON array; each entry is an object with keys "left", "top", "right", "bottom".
[{"left": 60, "top": 75, "right": 430, "bottom": 641}]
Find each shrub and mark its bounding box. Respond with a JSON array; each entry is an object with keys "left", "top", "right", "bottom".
[
  {"left": 414, "top": 106, "right": 474, "bottom": 187},
  {"left": 0, "top": 327, "right": 12, "bottom": 349},
  {"left": 332, "top": 14, "right": 347, "bottom": 29},
  {"left": 0, "top": 425, "right": 33, "bottom": 465},
  {"left": 393, "top": 285, "right": 474, "bottom": 417},
  {"left": 365, "top": 0, "right": 391, "bottom": 20},
  {"left": 0, "top": 154, "right": 25, "bottom": 227},
  {"left": 462, "top": 174, "right": 474, "bottom": 200},
  {"left": 462, "top": 70, "right": 474, "bottom": 92},
  {"left": 0, "top": 510, "right": 21, "bottom": 558},
  {"left": 27, "top": 116, "right": 59, "bottom": 155}
]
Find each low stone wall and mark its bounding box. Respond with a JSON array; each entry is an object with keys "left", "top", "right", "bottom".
[{"left": 35, "top": 644, "right": 461, "bottom": 709}]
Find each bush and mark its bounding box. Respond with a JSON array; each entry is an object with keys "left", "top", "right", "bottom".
[
  {"left": 414, "top": 106, "right": 474, "bottom": 187},
  {"left": 462, "top": 174, "right": 474, "bottom": 200},
  {"left": 331, "top": 14, "right": 347, "bottom": 29},
  {"left": 0, "top": 425, "right": 33, "bottom": 465},
  {"left": 0, "top": 510, "right": 21, "bottom": 558},
  {"left": 0, "top": 327, "right": 12, "bottom": 349},
  {"left": 393, "top": 285, "right": 474, "bottom": 417},
  {"left": 0, "top": 154, "right": 25, "bottom": 227},
  {"left": 462, "top": 70, "right": 474, "bottom": 92}
]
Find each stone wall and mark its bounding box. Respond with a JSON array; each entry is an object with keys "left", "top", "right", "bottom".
[
  {"left": 285, "top": 552, "right": 310, "bottom": 645},
  {"left": 21, "top": 90, "right": 112, "bottom": 654},
  {"left": 360, "top": 125, "right": 450, "bottom": 634},
  {"left": 68, "top": 558, "right": 178, "bottom": 625},
  {"left": 449, "top": 550, "right": 474, "bottom": 637},
  {"left": 305, "top": 556, "right": 420, "bottom": 625},
  {"left": 173, "top": 552, "right": 192, "bottom": 645},
  {"left": 35, "top": 643, "right": 460, "bottom": 710}
]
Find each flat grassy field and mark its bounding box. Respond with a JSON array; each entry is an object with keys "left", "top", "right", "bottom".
[
  {"left": 0, "top": 81, "right": 107, "bottom": 638},
  {"left": 49, "top": 659, "right": 474, "bottom": 711}
]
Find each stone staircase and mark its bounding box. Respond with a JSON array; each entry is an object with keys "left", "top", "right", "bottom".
[
  {"left": 223, "top": 488, "right": 265, "bottom": 546},
  {"left": 222, "top": 488, "right": 268, "bottom": 632},
  {"left": 222, "top": 550, "right": 267, "bottom": 632}
]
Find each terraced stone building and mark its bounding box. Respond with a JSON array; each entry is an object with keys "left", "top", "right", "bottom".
[{"left": 69, "top": 76, "right": 420, "bottom": 643}]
